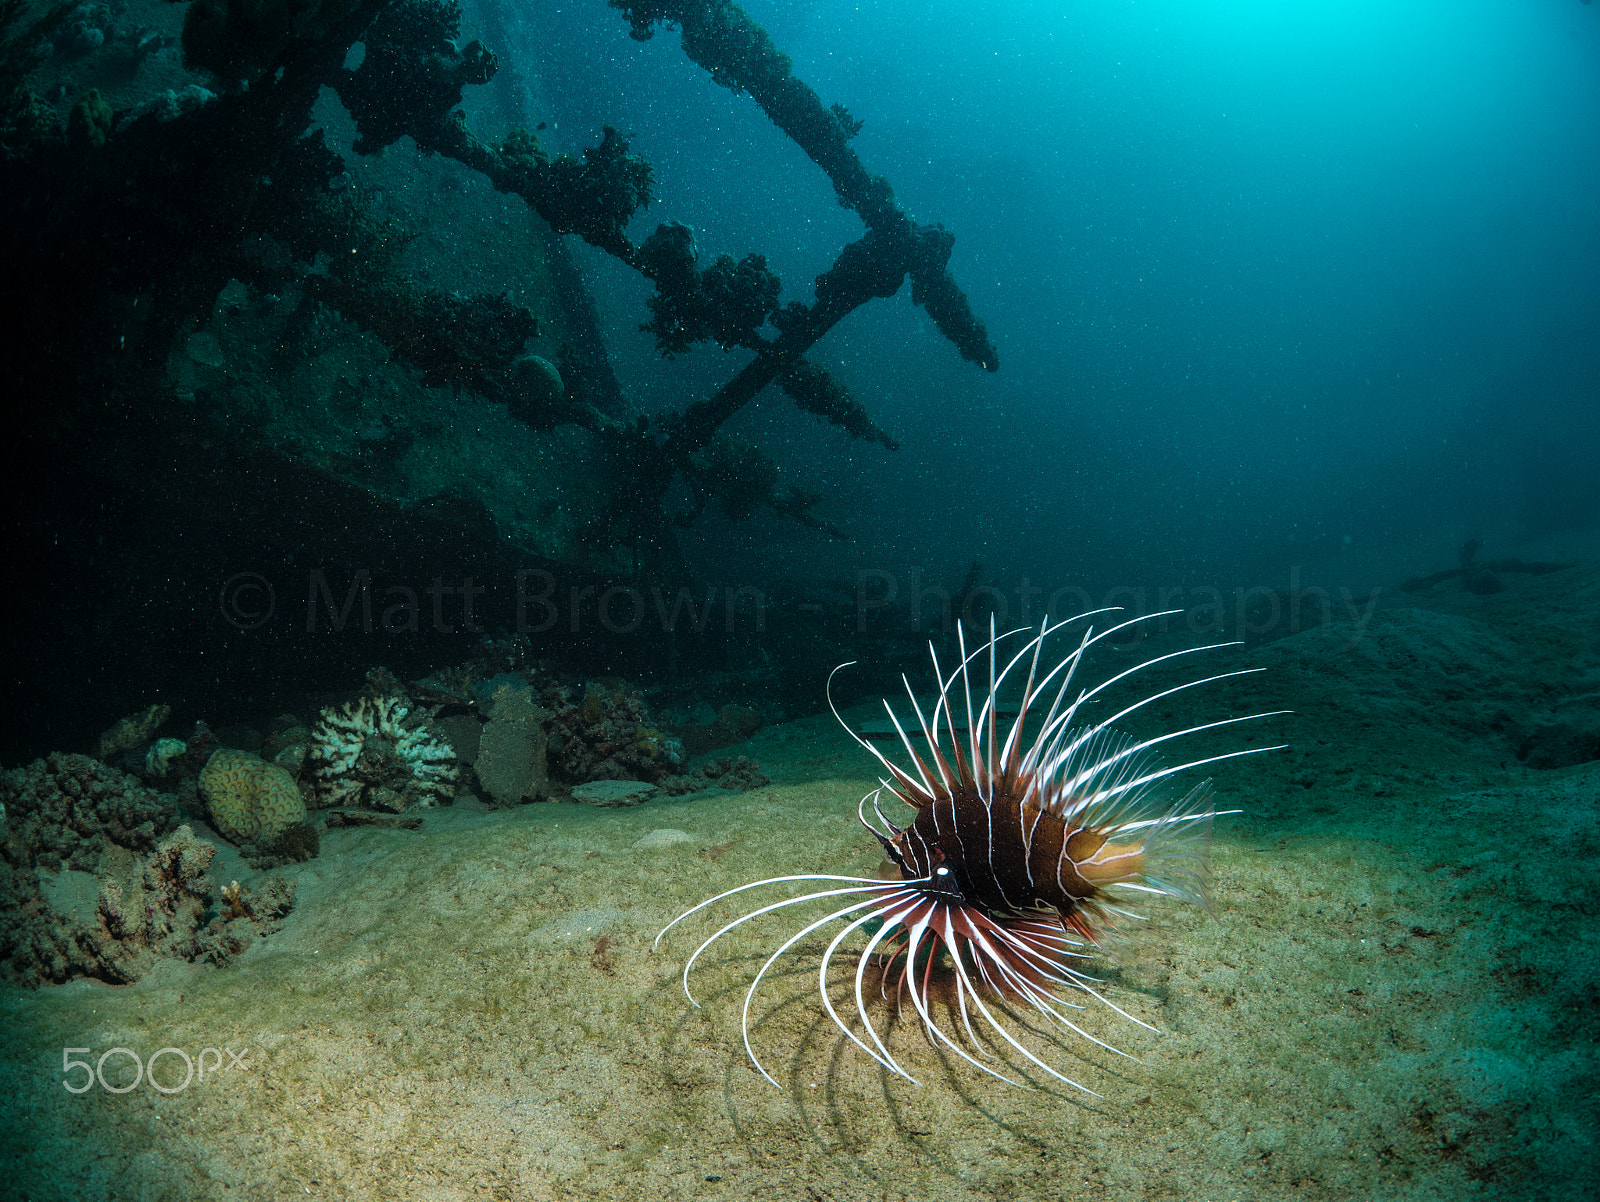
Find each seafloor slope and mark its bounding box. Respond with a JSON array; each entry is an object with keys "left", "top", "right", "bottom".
[{"left": 1, "top": 564, "right": 1596, "bottom": 1200}]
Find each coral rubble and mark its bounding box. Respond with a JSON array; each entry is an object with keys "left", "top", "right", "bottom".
[
  {"left": 206, "top": 875, "right": 296, "bottom": 961},
  {"left": 659, "top": 754, "right": 769, "bottom": 796},
  {"left": 570, "top": 779, "right": 658, "bottom": 806},
  {"left": 91, "top": 824, "right": 218, "bottom": 980}
]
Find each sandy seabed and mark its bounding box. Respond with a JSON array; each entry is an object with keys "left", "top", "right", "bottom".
[{"left": 2, "top": 567, "right": 1597, "bottom": 1201}]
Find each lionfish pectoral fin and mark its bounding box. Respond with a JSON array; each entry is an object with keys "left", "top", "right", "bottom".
[
  {"left": 1113, "top": 782, "right": 1220, "bottom": 911},
  {"left": 1076, "top": 841, "right": 1147, "bottom": 886}
]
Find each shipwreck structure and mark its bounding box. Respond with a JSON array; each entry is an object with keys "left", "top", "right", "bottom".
[{"left": 0, "top": 0, "right": 997, "bottom": 757}]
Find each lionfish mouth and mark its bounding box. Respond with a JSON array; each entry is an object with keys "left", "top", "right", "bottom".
[{"left": 656, "top": 610, "right": 1286, "bottom": 1092}]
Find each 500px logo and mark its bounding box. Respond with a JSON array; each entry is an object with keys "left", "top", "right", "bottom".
[{"left": 62, "top": 1045, "right": 251, "bottom": 1094}]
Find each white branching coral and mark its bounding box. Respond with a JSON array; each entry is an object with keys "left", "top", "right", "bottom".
[{"left": 309, "top": 697, "right": 458, "bottom": 810}]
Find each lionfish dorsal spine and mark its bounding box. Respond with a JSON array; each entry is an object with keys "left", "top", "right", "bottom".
[
  {"left": 902, "top": 676, "right": 956, "bottom": 796},
  {"left": 997, "top": 617, "right": 1051, "bottom": 787},
  {"left": 955, "top": 622, "right": 983, "bottom": 794},
  {"left": 884, "top": 694, "right": 937, "bottom": 801},
  {"left": 929, "top": 644, "right": 973, "bottom": 786}
]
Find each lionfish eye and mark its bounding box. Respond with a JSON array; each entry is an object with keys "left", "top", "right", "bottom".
[{"left": 935, "top": 866, "right": 950, "bottom": 876}]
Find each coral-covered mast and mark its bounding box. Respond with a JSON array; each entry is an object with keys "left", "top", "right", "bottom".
[{"left": 613, "top": 0, "right": 997, "bottom": 463}]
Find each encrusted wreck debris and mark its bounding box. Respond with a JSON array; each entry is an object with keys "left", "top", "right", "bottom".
[{"left": 2, "top": 0, "right": 992, "bottom": 545}]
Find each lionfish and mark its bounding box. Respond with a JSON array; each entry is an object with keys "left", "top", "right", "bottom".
[{"left": 657, "top": 612, "right": 1283, "bottom": 1092}]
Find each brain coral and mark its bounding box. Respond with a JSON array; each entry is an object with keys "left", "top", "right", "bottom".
[{"left": 198, "top": 749, "right": 306, "bottom": 844}]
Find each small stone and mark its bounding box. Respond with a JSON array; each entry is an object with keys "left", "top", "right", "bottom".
[{"left": 633, "top": 828, "right": 693, "bottom": 849}]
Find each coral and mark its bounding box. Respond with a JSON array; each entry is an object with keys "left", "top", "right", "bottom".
[
  {"left": 301, "top": 269, "right": 542, "bottom": 404},
  {"left": 410, "top": 291, "right": 537, "bottom": 394},
  {"left": 144, "top": 737, "right": 188, "bottom": 777},
  {"left": 829, "top": 102, "right": 863, "bottom": 139},
  {"left": 473, "top": 683, "right": 549, "bottom": 807},
  {"left": 219, "top": 877, "right": 250, "bottom": 919},
  {"left": 0, "top": 0, "right": 1004, "bottom": 785},
  {"left": 0, "top": 749, "right": 305, "bottom": 984},
  {"left": 202, "top": 874, "right": 295, "bottom": 960},
  {"left": 94, "top": 702, "right": 172, "bottom": 761},
  {"left": 640, "top": 216, "right": 781, "bottom": 354},
  {"left": 197, "top": 749, "right": 307, "bottom": 844},
  {"left": 125, "top": 85, "right": 215, "bottom": 125},
  {"left": 57, "top": 3, "right": 109, "bottom": 57},
  {"left": 672, "top": 436, "right": 844, "bottom": 534},
  {"left": 0, "top": 752, "right": 177, "bottom": 873},
  {"left": 0, "top": 822, "right": 239, "bottom": 986},
  {"left": 684, "top": 436, "right": 779, "bottom": 522},
  {"left": 308, "top": 695, "right": 459, "bottom": 809},
  {"left": 637, "top": 220, "right": 698, "bottom": 288},
  {"left": 692, "top": 250, "right": 781, "bottom": 349},
  {"left": 545, "top": 682, "right": 686, "bottom": 784},
  {"left": 96, "top": 824, "right": 215, "bottom": 966},
  {"left": 777, "top": 357, "right": 896, "bottom": 449},
  {"left": 336, "top": 0, "right": 496, "bottom": 155},
  {"left": 66, "top": 87, "right": 110, "bottom": 149},
  {"left": 522, "top": 125, "right": 655, "bottom": 261},
  {"left": 612, "top": 0, "right": 994, "bottom": 358},
  {"left": 2, "top": 0, "right": 71, "bottom": 158},
  {"left": 497, "top": 126, "right": 547, "bottom": 172},
  {"left": 586, "top": 0, "right": 996, "bottom": 550}
]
